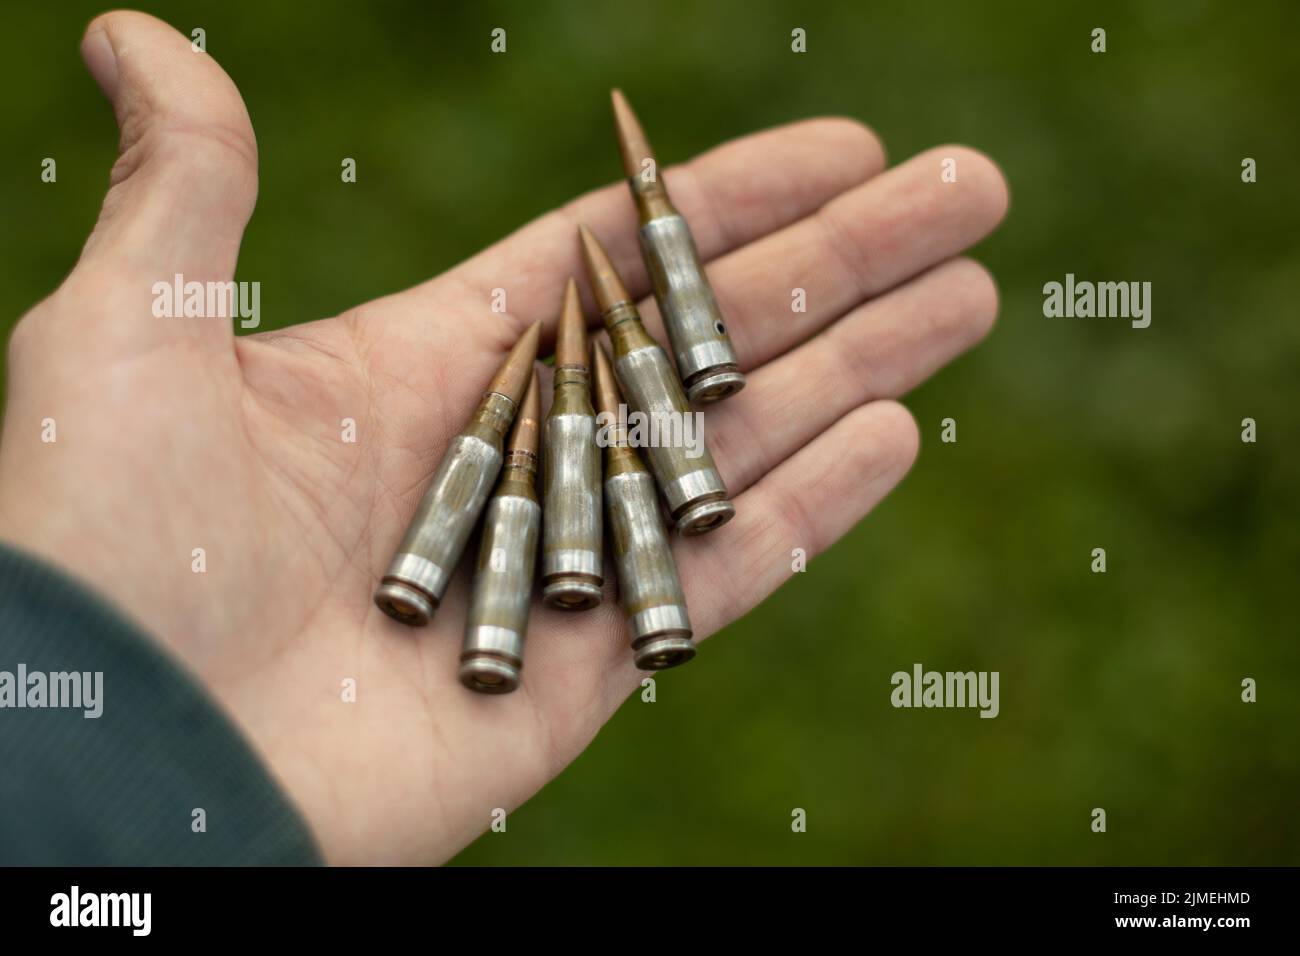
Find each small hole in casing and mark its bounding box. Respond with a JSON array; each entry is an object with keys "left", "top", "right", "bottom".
[{"left": 714, "top": 322, "right": 726, "bottom": 335}]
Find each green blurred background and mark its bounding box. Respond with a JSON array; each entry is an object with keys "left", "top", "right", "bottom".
[{"left": 2, "top": 1, "right": 1296, "bottom": 864}]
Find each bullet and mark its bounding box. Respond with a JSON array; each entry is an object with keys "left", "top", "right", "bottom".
[
  {"left": 612, "top": 88, "right": 744, "bottom": 404},
  {"left": 541, "top": 278, "right": 604, "bottom": 610},
  {"left": 579, "top": 224, "right": 734, "bottom": 536},
  {"left": 374, "top": 321, "right": 541, "bottom": 626},
  {"left": 592, "top": 343, "right": 696, "bottom": 669},
  {"left": 460, "top": 372, "right": 542, "bottom": 692}
]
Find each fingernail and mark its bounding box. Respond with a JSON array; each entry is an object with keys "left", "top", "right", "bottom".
[{"left": 82, "top": 27, "right": 120, "bottom": 102}]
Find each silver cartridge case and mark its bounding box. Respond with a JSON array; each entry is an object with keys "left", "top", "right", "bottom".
[
  {"left": 541, "top": 401, "right": 603, "bottom": 608},
  {"left": 611, "top": 87, "right": 744, "bottom": 404},
  {"left": 639, "top": 213, "right": 744, "bottom": 404},
  {"left": 374, "top": 321, "right": 541, "bottom": 627},
  {"left": 579, "top": 223, "right": 734, "bottom": 537},
  {"left": 374, "top": 393, "right": 512, "bottom": 626},
  {"left": 461, "top": 373, "right": 541, "bottom": 693},
  {"left": 613, "top": 339, "right": 733, "bottom": 536},
  {"left": 606, "top": 468, "right": 695, "bottom": 669},
  {"left": 541, "top": 278, "right": 603, "bottom": 609},
  {"left": 460, "top": 487, "right": 541, "bottom": 693},
  {"left": 592, "top": 340, "right": 694, "bottom": 669}
]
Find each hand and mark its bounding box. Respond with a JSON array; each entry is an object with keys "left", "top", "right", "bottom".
[{"left": 0, "top": 12, "right": 1007, "bottom": 864}]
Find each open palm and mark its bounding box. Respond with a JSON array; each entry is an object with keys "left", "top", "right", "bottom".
[{"left": 0, "top": 12, "right": 1007, "bottom": 864}]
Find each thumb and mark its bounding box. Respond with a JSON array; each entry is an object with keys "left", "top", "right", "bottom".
[{"left": 76, "top": 11, "right": 258, "bottom": 287}]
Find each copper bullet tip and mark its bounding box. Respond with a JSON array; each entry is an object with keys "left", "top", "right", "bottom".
[
  {"left": 611, "top": 88, "right": 655, "bottom": 181},
  {"left": 590, "top": 340, "right": 622, "bottom": 420},
  {"left": 577, "top": 225, "right": 632, "bottom": 315},
  {"left": 487, "top": 320, "right": 542, "bottom": 406},
  {"left": 507, "top": 366, "right": 541, "bottom": 457},
  {"left": 555, "top": 277, "right": 589, "bottom": 370}
]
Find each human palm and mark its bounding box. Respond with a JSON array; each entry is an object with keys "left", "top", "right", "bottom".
[{"left": 0, "top": 12, "right": 1007, "bottom": 864}]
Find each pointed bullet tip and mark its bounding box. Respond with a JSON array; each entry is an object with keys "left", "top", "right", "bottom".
[
  {"left": 488, "top": 322, "right": 542, "bottom": 406},
  {"left": 562, "top": 276, "right": 580, "bottom": 308},
  {"left": 590, "top": 340, "right": 621, "bottom": 418},
  {"left": 507, "top": 368, "right": 541, "bottom": 456},
  {"left": 520, "top": 319, "right": 542, "bottom": 351},
  {"left": 576, "top": 225, "right": 602, "bottom": 270},
  {"left": 556, "top": 278, "right": 588, "bottom": 369},
  {"left": 611, "top": 89, "right": 653, "bottom": 179},
  {"left": 577, "top": 227, "right": 631, "bottom": 314}
]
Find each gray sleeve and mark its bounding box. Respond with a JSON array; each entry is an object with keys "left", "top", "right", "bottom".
[{"left": 0, "top": 541, "right": 323, "bottom": 865}]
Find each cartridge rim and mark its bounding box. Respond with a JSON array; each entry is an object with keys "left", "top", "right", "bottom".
[
  {"left": 374, "top": 580, "right": 437, "bottom": 627},
  {"left": 685, "top": 369, "right": 746, "bottom": 404},
  {"left": 675, "top": 498, "right": 735, "bottom": 536},
  {"left": 542, "top": 577, "right": 604, "bottom": 610},
  {"left": 378, "top": 552, "right": 452, "bottom": 613},
  {"left": 633, "top": 634, "right": 697, "bottom": 671},
  {"left": 459, "top": 654, "right": 521, "bottom": 694}
]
